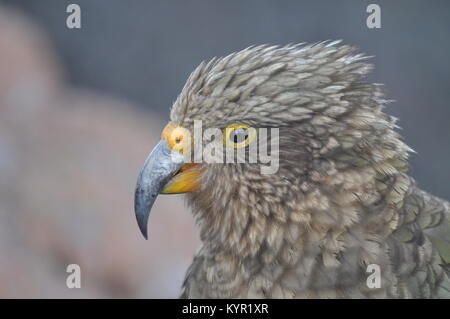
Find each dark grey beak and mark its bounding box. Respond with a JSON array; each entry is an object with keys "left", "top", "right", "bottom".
[{"left": 134, "top": 139, "right": 184, "bottom": 239}]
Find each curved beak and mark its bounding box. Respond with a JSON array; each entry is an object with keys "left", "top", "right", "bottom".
[{"left": 134, "top": 139, "right": 184, "bottom": 239}]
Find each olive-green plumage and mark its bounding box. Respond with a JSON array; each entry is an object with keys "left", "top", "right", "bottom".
[{"left": 168, "top": 41, "right": 450, "bottom": 298}]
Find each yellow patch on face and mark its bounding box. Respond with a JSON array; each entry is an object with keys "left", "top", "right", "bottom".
[
  {"left": 161, "top": 123, "right": 200, "bottom": 193},
  {"left": 224, "top": 123, "right": 256, "bottom": 149},
  {"left": 162, "top": 122, "right": 192, "bottom": 153}
]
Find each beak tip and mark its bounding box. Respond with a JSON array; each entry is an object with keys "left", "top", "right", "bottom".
[
  {"left": 135, "top": 204, "right": 149, "bottom": 240},
  {"left": 134, "top": 192, "right": 150, "bottom": 240},
  {"left": 134, "top": 200, "right": 149, "bottom": 239},
  {"left": 138, "top": 220, "right": 148, "bottom": 240}
]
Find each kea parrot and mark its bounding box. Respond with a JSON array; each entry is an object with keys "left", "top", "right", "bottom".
[{"left": 134, "top": 41, "right": 450, "bottom": 298}]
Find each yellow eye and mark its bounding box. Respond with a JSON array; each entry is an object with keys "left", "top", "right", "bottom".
[{"left": 224, "top": 123, "right": 256, "bottom": 148}]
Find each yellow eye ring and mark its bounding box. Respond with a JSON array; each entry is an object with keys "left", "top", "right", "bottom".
[
  {"left": 162, "top": 123, "right": 191, "bottom": 153},
  {"left": 224, "top": 123, "right": 256, "bottom": 149}
]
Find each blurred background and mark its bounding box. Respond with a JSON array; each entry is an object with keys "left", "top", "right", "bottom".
[{"left": 0, "top": 0, "right": 448, "bottom": 298}]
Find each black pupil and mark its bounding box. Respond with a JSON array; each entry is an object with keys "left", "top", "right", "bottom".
[{"left": 231, "top": 128, "right": 248, "bottom": 143}]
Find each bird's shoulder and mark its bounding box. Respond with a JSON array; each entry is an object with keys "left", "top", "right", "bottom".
[
  {"left": 396, "top": 186, "right": 450, "bottom": 242},
  {"left": 394, "top": 185, "right": 450, "bottom": 278}
]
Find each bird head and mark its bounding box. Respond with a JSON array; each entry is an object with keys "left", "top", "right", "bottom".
[{"left": 134, "top": 41, "right": 411, "bottom": 257}]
